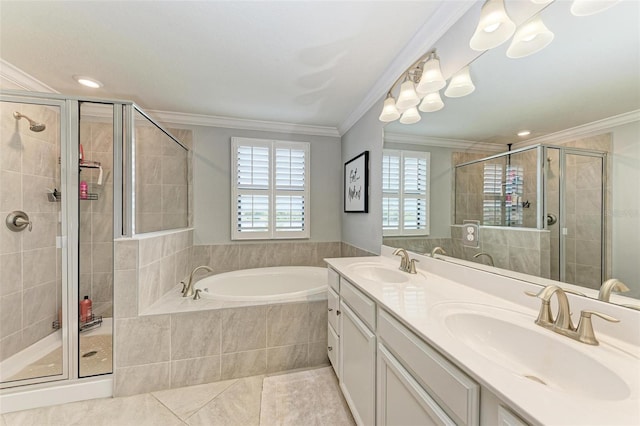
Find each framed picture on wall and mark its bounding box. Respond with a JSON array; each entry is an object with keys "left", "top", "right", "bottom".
[{"left": 344, "top": 151, "right": 369, "bottom": 213}]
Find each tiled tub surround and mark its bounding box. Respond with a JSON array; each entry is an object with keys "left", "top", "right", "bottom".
[
  {"left": 0, "top": 102, "right": 61, "bottom": 363},
  {"left": 114, "top": 299, "right": 329, "bottom": 397}
]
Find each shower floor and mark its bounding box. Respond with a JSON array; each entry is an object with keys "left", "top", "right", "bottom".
[{"left": 6, "top": 334, "right": 113, "bottom": 382}]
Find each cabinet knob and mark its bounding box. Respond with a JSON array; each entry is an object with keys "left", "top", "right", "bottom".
[{"left": 328, "top": 346, "right": 333, "bottom": 351}]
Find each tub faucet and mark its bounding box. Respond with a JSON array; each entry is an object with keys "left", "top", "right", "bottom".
[
  {"left": 598, "top": 278, "right": 630, "bottom": 302},
  {"left": 182, "top": 266, "right": 213, "bottom": 298},
  {"left": 473, "top": 252, "right": 494, "bottom": 267},
  {"left": 430, "top": 247, "right": 446, "bottom": 258}
]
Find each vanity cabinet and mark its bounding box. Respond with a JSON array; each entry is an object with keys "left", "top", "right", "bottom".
[
  {"left": 339, "top": 278, "right": 377, "bottom": 426},
  {"left": 327, "top": 268, "right": 341, "bottom": 377}
]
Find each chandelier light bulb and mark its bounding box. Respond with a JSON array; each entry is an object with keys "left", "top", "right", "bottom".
[
  {"left": 416, "top": 53, "right": 446, "bottom": 95},
  {"left": 470, "top": 0, "right": 516, "bottom": 51},
  {"left": 507, "top": 15, "right": 554, "bottom": 58},
  {"left": 379, "top": 94, "right": 401, "bottom": 122},
  {"left": 399, "top": 106, "right": 421, "bottom": 124},
  {"left": 418, "top": 92, "right": 445, "bottom": 113},
  {"left": 570, "top": 0, "right": 620, "bottom": 16},
  {"left": 444, "top": 66, "right": 476, "bottom": 98},
  {"left": 395, "top": 79, "right": 420, "bottom": 111}
]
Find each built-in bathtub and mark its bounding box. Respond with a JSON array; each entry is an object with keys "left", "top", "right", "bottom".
[{"left": 194, "top": 266, "right": 327, "bottom": 301}]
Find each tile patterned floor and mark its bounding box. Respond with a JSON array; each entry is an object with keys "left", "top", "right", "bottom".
[{"left": 1, "top": 367, "right": 354, "bottom": 426}]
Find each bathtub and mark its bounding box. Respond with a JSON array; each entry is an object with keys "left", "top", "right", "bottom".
[{"left": 194, "top": 266, "right": 327, "bottom": 301}]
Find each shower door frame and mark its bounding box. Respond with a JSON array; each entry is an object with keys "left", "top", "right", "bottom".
[
  {"left": 544, "top": 145, "right": 607, "bottom": 285},
  {"left": 0, "top": 94, "right": 71, "bottom": 388}
]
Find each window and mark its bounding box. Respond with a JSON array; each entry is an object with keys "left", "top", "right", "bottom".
[
  {"left": 482, "top": 163, "right": 524, "bottom": 226},
  {"left": 231, "top": 137, "right": 310, "bottom": 240},
  {"left": 382, "top": 149, "right": 430, "bottom": 236}
]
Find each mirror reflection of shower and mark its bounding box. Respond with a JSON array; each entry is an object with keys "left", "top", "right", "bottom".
[{"left": 13, "top": 111, "right": 46, "bottom": 132}]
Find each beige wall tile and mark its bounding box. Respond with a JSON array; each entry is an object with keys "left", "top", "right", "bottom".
[
  {"left": 116, "top": 316, "right": 170, "bottom": 367},
  {"left": 308, "top": 300, "right": 328, "bottom": 343},
  {"left": 115, "top": 240, "right": 138, "bottom": 271},
  {"left": 267, "top": 343, "right": 308, "bottom": 373},
  {"left": 171, "top": 355, "right": 221, "bottom": 388},
  {"left": 171, "top": 310, "right": 220, "bottom": 360},
  {"left": 114, "top": 362, "right": 171, "bottom": 397},
  {"left": 220, "top": 349, "right": 267, "bottom": 380},
  {"left": 267, "top": 302, "right": 309, "bottom": 347},
  {"left": 221, "top": 306, "right": 267, "bottom": 353}
]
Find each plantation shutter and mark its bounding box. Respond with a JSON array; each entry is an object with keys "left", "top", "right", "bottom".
[
  {"left": 483, "top": 163, "right": 503, "bottom": 225},
  {"left": 274, "top": 144, "right": 307, "bottom": 235}
]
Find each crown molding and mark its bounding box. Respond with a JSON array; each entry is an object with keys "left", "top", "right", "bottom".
[
  {"left": 512, "top": 110, "right": 640, "bottom": 149},
  {"left": 145, "top": 110, "right": 340, "bottom": 138},
  {"left": 337, "top": 1, "right": 476, "bottom": 136},
  {"left": 0, "top": 59, "right": 59, "bottom": 93},
  {"left": 384, "top": 132, "right": 505, "bottom": 153}
]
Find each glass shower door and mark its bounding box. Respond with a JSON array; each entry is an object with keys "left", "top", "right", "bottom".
[{"left": 0, "top": 98, "right": 68, "bottom": 387}]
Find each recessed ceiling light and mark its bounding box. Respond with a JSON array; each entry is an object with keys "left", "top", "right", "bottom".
[
  {"left": 517, "top": 130, "right": 531, "bottom": 137},
  {"left": 73, "top": 75, "right": 103, "bottom": 88}
]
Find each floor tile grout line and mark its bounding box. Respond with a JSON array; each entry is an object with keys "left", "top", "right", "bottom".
[
  {"left": 182, "top": 377, "right": 244, "bottom": 422},
  {"left": 146, "top": 393, "right": 190, "bottom": 425}
]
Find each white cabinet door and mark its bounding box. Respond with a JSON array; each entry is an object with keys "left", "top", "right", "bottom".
[
  {"left": 328, "top": 322, "right": 340, "bottom": 378},
  {"left": 377, "top": 344, "right": 455, "bottom": 426},
  {"left": 340, "top": 301, "right": 376, "bottom": 426}
]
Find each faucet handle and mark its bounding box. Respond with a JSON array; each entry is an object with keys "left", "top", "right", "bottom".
[
  {"left": 180, "top": 281, "right": 187, "bottom": 294},
  {"left": 525, "top": 290, "right": 553, "bottom": 325},
  {"left": 193, "top": 289, "right": 202, "bottom": 300},
  {"left": 408, "top": 259, "right": 419, "bottom": 274},
  {"left": 576, "top": 310, "right": 620, "bottom": 345}
]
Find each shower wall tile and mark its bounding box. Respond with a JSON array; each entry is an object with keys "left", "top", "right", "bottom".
[
  {"left": 115, "top": 362, "right": 171, "bottom": 397},
  {"left": 171, "top": 355, "right": 221, "bottom": 388},
  {"left": 22, "top": 280, "right": 57, "bottom": 324},
  {"left": 92, "top": 242, "right": 113, "bottom": 273},
  {"left": 115, "top": 240, "right": 138, "bottom": 270},
  {"left": 22, "top": 247, "right": 56, "bottom": 289},
  {"left": 116, "top": 315, "right": 171, "bottom": 367},
  {"left": 0, "top": 252, "right": 22, "bottom": 296},
  {"left": 22, "top": 136, "right": 56, "bottom": 178},
  {"left": 0, "top": 221, "right": 22, "bottom": 255},
  {"left": 0, "top": 170, "right": 21, "bottom": 211},
  {"left": 22, "top": 314, "right": 57, "bottom": 348},
  {"left": 0, "top": 291, "right": 22, "bottom": 338},
  {"left": 114, "top": 269, "right": 138, "bottom": 319}
]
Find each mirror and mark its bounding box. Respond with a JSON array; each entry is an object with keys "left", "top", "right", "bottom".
[{"left": 381, "top": 0, "right": 640, "bottom": 306}]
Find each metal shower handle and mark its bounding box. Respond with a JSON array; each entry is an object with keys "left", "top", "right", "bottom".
[{"left": 6, "top": 211, "right": 32, "bottom": 232}]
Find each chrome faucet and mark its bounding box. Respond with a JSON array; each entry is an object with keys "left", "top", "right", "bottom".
[
  {"left": 473, "top": 252, "right": 494, "bottom": 267},
  {"left": 182, "top": 265, "right": 213, "bottom": 298},
  {"left": 430, "top": 247, "right": 446, "bottom": 258},
  {"left": 598, "top": 278, "right": 630, "bottom": 302},
  {"left": 527, "top": 285, "right": 619, "bottom": 345},
  {"left": 392, "top": 248, "right": 418, "bottom": 274}
]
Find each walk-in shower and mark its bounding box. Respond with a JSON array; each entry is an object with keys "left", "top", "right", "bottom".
[
  {"left": 0, "top": 90, "right": 189, "bottom": 411},
  {"left": 453, "top": 144, "right": 607, "bottom": 289}
]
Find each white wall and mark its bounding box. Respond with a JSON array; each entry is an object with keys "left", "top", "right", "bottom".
[
  {"left": 611, "top": 120, "right": 640, "bottom": 297},
  {"left": 191, "top": 125, "right": 342, "bottom": 245},
  {"left": 340, "top": 100, "right": 385, "bottom": 255}
]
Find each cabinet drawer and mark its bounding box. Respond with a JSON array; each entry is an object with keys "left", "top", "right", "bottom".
[
  {"left": 328, "top": 287, "right": 340, "bottom": 332},
  {"left": 328, "top": 323, "right": 340, "bottom": 378},
  {"left": 328, "top": 267, "right": 340, "bottom": 292},
  {"left": 340, "top": 278, "right": 376, "bottom": 330},
  {"left": 378, "top": 309, "right": 479, "bottom": 426}
]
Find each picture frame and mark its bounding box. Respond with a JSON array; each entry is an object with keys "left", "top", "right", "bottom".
[{"left": 344, "top": 151, "right": 369, "bottom": 213}]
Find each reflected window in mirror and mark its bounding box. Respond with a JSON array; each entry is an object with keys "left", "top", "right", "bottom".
[{"left": 382, "top": 149, "right": 429, "bottom": 236}]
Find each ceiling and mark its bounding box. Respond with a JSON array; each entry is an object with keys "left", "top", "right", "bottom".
[
  {"left": 0, "top": 1, "right": 455, "bottom": 132},
  {"left": 385, "top": 0, "right": 640, "bottom": 145}
]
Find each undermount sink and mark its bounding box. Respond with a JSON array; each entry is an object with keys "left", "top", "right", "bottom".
[
  {"left": 348, "top": 262, "right": 410, "bottom": 284},
  {"left": 431, "top": 303, "right": 634, "bottom": 401}
]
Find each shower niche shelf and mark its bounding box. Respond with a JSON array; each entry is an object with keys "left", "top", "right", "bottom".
[
  {"left": 80, "top": 193, "right": 99, "bottom": 201},
  {"left": 79, "top": 314, "right": 103, "bottom": 333}
]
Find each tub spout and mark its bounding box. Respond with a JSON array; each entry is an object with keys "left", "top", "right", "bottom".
[{"left": 183, "top": 266, "right": 213, "bottom": 298}]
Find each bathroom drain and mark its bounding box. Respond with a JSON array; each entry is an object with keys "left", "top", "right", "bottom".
[
  {"left": 524, "top": 375, "right": 546, "bottom": 386},
  {"left": 82, "top": 350, "right": 98, "bottom": 358}
]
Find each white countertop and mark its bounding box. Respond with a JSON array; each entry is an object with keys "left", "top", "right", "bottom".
[{"left": 325, "top": 253, "right": 640, "bottom": 426}]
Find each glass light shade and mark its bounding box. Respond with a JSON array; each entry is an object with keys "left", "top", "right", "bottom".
[
  {"left": 379, "top": 96, "right": 401, "bottom": 122},
  {"left": 506, "top": 16, "right": 554, "bottom": 58},
  {"left": 418, "top": 92, "right": 444, "bottom": 112},
  {"left": 571, "top": 0, "right": 619, "bottom": 16},
  {"left": 470, "top": 0, "right": 516, "bottom": 51},
  {"left": 416, "top": 56, "right": 446, "bottom": 95},
  {"left": 399, "top": 106, "right": 421, "bottom": 124},
  {"left": 395, "top": 80, "right": 420, "bottom": 111},
  {"left": 444, "top": 67, "right": 475, "bottom": 98}
]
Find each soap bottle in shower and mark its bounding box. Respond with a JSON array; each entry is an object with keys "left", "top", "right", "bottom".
[
  {"left": 79, "top": 180, "right": 88, "bottom": 200},
  {"left": 80, "top": 295, "right": 92, "bottom": 322}
]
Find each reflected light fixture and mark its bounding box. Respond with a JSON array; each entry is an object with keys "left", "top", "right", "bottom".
[
  {"left": 379, "top": 93, "right": 401, "bottom": 122},
  {"left": 571, "top": 0, "right": 620, "bottom": 16},
  {"left": 73, "top": 75, "right": 103, "bottom": 88},
  {"left": 470, "top": 0, "right": 516, "bottom": 51},
  {"left": 395, "top": 76, "right": 420, "bottom": 111},
  {"left": 444, "top": 66, "right": 475, "bottom": 98},
  {"left": 419, "top": 92, "right": 444, "bottom": 113},
  {"left": 399, "top": 106, "right": 421, "bottom": 124},
  {"left": 517, "top": 130, "right": 531, "bottom": 137},
  {"left": 506, "top": 15, "right": 554, "bottom": 58},
  {"left": 416, "top": 51, "right": 446, "bottom": 96}
]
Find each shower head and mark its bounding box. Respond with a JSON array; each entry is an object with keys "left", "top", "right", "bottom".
[{"left": 13, "top": 111, "right": 46, "bottom": 132}]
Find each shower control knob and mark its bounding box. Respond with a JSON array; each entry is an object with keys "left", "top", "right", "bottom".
[{"left": 6, "top": 211, "right": 32, "bottom": 232}]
